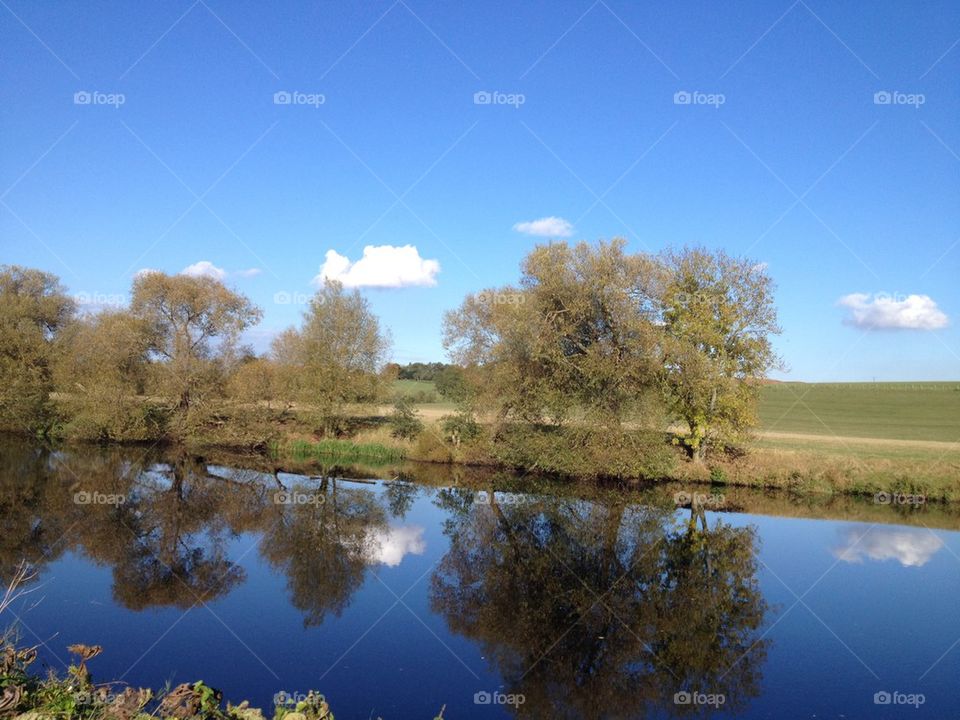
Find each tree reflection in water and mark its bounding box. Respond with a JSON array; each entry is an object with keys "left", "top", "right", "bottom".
[
  {"left": 430, "top": 488, "right": 767, "bottom": 717},
  {"left": 0, "top": 440, "right": 767, "bottom": 717}
]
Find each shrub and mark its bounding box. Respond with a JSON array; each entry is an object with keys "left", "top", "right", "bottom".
[{"left": 388, "top": 399, "right": 424, "bottom": 439}]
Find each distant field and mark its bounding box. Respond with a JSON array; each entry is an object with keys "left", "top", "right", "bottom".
[
  {"left": 758, "top": 382, "right": 960, "bottom": 443},
  {"left": 394, "top": 378, "right": 960, "bottom": 450}
]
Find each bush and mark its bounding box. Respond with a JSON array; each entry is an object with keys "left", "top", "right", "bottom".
[
  {"left": 388, "top": 399, "right": 424, "bottom": 439},
  {"left": 440, "top": 411, "right": 483, "bottom": 446},
  {"left": 490, "top": 423, "right": 675, "bottom": 480}
]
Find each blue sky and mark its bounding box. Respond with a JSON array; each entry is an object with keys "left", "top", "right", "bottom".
[{"left": 2, "top": 0, "right": 958, "bottom": 380}]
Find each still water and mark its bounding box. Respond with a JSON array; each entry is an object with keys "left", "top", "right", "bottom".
[{"left": 1, "top": 439, "right": 958, "bottom": 718}]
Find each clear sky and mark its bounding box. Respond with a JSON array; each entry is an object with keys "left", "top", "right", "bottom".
[{"left": 2, "top": 0, "right": 958, "bottom": 380}]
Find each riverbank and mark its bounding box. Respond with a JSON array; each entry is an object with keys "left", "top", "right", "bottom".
[{"left": 264, "top": 415, "right": 960, "bottom": 503}]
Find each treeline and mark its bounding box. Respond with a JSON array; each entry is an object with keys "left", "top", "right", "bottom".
[
  {"left": 441, "top": 239, "right": 780, "bottom": 463},
  {"left": 0, "top": 267, "right": 390, "bottom": 444},
  {"left": 0, "top": 239, "right": 780, "bottom": 468}
]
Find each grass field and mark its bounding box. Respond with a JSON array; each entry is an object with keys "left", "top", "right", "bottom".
[{"left": 758, "top": 382, "right": 960, "bottom": 443}]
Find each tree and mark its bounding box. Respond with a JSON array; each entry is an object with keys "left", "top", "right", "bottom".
[
  {"left": 55, "top": 310, "right": 154, "bottom": 440},
  {"left": 130, "top": 271, "right": 261, "bottom": 433},
  {"left": 272, "top": 280, "right": 389, "bottom": 431},
  {"left": 443, "top": 239, "right": 664, "bottom": 428},
  {"left": 658, "top": 248, "right": 781, "bottom": 459},
  {"left": 0, "top": 266, "right": 75, "bottom": 433}
]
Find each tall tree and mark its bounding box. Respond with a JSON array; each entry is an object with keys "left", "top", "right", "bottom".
[
  {"left": 130, "top": 271, "right": 261, "bottom": 433},
  {"left": 55, "top": 310, "right": 153, "bottom": 440},
  {"left": 0, "top": 266, "right": 75, "bottom": 433},
  {"left": 658, "top": 248, "right": 781, "bottom": 459},
  {"left": 272, "top": 280, "right": 389, "bottom": 430},
  {"left": 443, "top": 239, "right": 664, "bottom": 428}
]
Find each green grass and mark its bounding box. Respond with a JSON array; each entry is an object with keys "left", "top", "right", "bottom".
[
  {"left": 758, "top": 381, "right": 960, "bottom": 443},
  {"left": 272, "top": 438, "right": 406, "bottom": 464}
]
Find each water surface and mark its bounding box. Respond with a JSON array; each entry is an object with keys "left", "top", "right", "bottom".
[{"left": 1, "top": 439, "right": 958, "bottom": 718}]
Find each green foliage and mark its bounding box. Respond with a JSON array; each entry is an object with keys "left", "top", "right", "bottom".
[
  {"left": 395, "top": 362, "right": 450, "bottom": 381},
  {"left": 274, "top": 439, "right": 405, "bottom": 464},
  {"left": 490, "top": 424, "right": 676, "bottom": 480},
  {"left": 1, "top": 639, "right": 339, "bottom": 720},
  {"left": 272, "top": 280, "right": 389, "bottom": 429},
  {"left": 433, "top": 366, "right": 468, "bottom": 402},
  {"left": 0, "top": 265, "right": 75, "bottom": 434},
  {"left": 388, "top": 398, "right": 423, "bottom": 439},
  {"left": 440, "top": 411, "right": 483, "bottom": 446}
]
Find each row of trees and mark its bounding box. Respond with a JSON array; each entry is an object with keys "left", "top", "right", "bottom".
[
  {"left": 444, "top": 239, "right": 781, "bottom": 459},
  {"left": 0, "top": 266, "right": 389, "bottom": 442},
  {"left": 1, "top": 238, "right": 780, "bottom": 459}
]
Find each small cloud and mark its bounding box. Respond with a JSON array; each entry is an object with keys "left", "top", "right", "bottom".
[
  {"left": 235, "top": 268, "right": 263, "bottom": 278},
  {"left": 314, "top": 245, "right": 440, "bottom": 288},
  {"left": 133, "top": 268, "right": 160, "bottom": 278},
  {"left": 366, "top": 525, "right": 426, "bottom": 567},
  {"left": 833, "top": 527, "right": 943, "bottom": 567},
  {"left": 181, "top": 260, "right": 227, "bottom": 281},
  {"left": 838, "top": 292, "right": 949, "bottom": 330},
  {"left": 513, "top": 216, "right": 574, "bottom": 238}
]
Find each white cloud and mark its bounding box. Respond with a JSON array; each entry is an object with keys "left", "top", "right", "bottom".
[
  {"left": 513, "top": 216, "right": 574, "bottom": 238},
  {"left": 181, "top": 260, "right": 227, "bottom": 281},
  {"left": 838, "top": 292, "right": 949, "bottom": 330},
  {"left": 235, "top": 267, "right": 263, "bottom": 278},
  {"left": 366, "top": 525, "right": 427, "bottom": 567},
  {"left": 314, "top": 245, "right": 440, "bottom": 288},
  {"left": 133, "top": 268, "right": 160, "bottom": 278},
  {"left": 833, "top": 527, "right": 943, "bottom": 567}
]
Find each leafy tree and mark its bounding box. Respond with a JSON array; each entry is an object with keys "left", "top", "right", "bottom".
[
  {"left": 658, "top": 248, "right": 781, "bottom": 459},
  {"left": 433, "top": 365, "right": 468, "bottom": 402},
  {"left": 0, "top": 266, "right": 75, "bottom": 433},
  {"left": 388, "top": 397, "right": 423, "bottom": 439},
  {"left": 272, "top": 280, "right": 389, "bottom": 432},
  {"left": 55, "top": 310, "right": 156, "bottom": 440},
  {"left": 443, "top": 239, "right": 664, "bottom": 428},
  {"left": 130, "top": 271, "right": 261, "bottom": 434}
]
